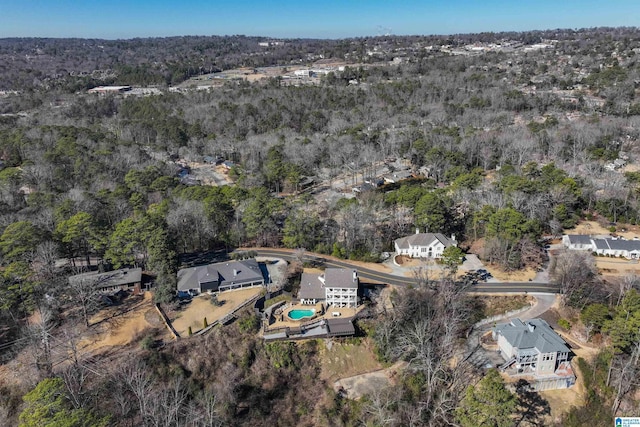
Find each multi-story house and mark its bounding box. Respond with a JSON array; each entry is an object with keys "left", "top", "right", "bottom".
[{"left": 298, "top": 268, "right": 359, "bottom": 308}]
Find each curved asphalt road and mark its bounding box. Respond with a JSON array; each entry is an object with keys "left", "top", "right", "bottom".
[{"left": 247, "top": 248, "right": 560, "bottom": 294}]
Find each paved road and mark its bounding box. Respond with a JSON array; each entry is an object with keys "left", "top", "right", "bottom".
[{"left": 249, "top": 248, "right": 560, "bottom": 294}]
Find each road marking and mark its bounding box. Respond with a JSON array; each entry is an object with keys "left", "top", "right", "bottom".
[{"left": 253, "top": 249, "right": 560, "bottom": 293}]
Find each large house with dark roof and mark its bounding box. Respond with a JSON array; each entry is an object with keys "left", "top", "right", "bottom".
[
  {"left": 177, "top": 259, "right": 265, "bottom": 294},
  {"left": 493, "top": 318, "right": 571, "bottom": 376},
  {"left": 298, "top": 268, "right": 359, "bottom": 308},
  {"left": 394, "top": 229, "right": 457, "bottom": 259}
]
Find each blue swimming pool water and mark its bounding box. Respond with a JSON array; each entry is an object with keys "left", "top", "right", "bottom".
[{"left": 287, "top": 309, "right": 315, "bottom": 320}]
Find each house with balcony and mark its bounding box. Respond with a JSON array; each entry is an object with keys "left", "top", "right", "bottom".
[
  {"left": 298, "top": 268, "right": 359, "bottom": 308},
  {"left": 493, "top": 318, "right": 575, "bottom": 390}
]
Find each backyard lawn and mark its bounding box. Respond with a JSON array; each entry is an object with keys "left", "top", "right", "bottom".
[{"left": 171, "top": 287, "right": 263, "bottom": 336}]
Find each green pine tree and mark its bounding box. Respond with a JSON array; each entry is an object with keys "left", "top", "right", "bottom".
[{"left": 455, "top": 369, "right": 517, "bottom": 427}]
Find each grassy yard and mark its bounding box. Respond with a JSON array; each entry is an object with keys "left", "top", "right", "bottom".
[{"left": 475, "top": 295, "right": 534, "bottom": 318}]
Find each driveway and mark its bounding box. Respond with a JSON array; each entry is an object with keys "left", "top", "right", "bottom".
[{"left": 461, "top": 254, "right": 485, "bottom": 271}]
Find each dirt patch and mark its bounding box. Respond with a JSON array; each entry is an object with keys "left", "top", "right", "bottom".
[
  {"left": 539, "top": 356, "right": 592, "bottom": 423},
  {"left": 484, "top": 265, "right": 537, "bottom": 281},
  {"left": 170, "top": 287, "right": 262, "bottom": 336},
  {"left": 320, "top": 338, "right": 383, "bottom": 384},
  {"left": 594, "top": 257, "right": 640, "bottom": 277},
  {"left": 568, "top": 220, "right": 640, "bottom": 239},
  {"left": 80, "top": 292, "right": 162, "bottom": 354},
  {"left": 183, "top": 162, "right": 233, "bottom": 186}
]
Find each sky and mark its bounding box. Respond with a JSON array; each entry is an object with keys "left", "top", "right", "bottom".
[{"left": 1, "top": 0, "right": 639, "bottom": 39}]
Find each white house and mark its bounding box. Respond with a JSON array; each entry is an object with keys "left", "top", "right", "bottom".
[
  {"left": 298, "top": 268, "right": 358, "bottom": 308},
  {"left": 593, "top": 237, "right": 640, "bottom": 259},
  {"left": 563, "top": 234, "right": 640, "bottom": 259},
  {"left": 562, "top": 234, "right": 594, "bottom": 251},
  {"left": 394, "top": 230, "right": 457, "bottom": 259}
]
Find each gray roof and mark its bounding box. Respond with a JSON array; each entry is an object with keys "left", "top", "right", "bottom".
[
  {"left": 395, "top": 233, "right": 456, "bottom": 250},
  {"left": 494, "top": 318, "right": 570, "bottom": 354},
  {"left": 298, "top": 268, "right": 358, "bottom": 300},
  {"left": 326, "top": 318, "right": 355, "bottom": 335},
  {"left": 565, "top": 234, "right": 592, "bottom": 245},
  {"left": 324, "top": 268, "right": 358, "bottom": 288},
  {"left": 68, "top": 268, "right": 142, "bottom": 290},
  {"left": 298, "top": 272, "right": 326, "bottom": 300},
  {"left": 593, "top": 238, "right": 611, "bottom": 250},
  {"left": 177, "top": 259, "right": 264, "bottom": 291},
  {"left": 597, "top": 238, "right": 640, "bottom": 251}
]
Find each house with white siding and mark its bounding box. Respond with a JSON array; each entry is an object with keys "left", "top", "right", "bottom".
[
  {"left": 562, "top": 234, "right": 594, "bottom": 250},
  {"left": 394, "top": 229, "right": 457, "bottom": 259},
  {"left": 298, "top": 268, "right": 359, "bottom": 308},
  {"left": 563, "top": 234, "right": 640, "bottom": 259}
]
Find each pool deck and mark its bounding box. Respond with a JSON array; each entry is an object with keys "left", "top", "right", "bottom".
[{"left": 266, "top": 302, "right": 359, "bottom": 331}]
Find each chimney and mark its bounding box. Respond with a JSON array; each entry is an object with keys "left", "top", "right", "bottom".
[
  {"left": 416, "top": 228, "right": 420, "bottom": 234},
  {"left": 353, "top": 270, "right": 357, "bottom": 281},
  {"left": 233, "top": 269, "right": 238, "bottom": 276},
  {"left": 527, "top": 324, "right": 535, "bottom": 333},
  {"left": 451, "top": 234, "right": 456, "bottom": 242}
]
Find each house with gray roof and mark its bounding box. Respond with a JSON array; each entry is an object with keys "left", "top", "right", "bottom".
[
  {"left": 593, "top": 237, "right": 640, "bottom": 259},
  {"left": 298, "top": 268, "right": 359, "bottom": 308},
  {"left": 563, "top": 234, "right": 640, "bottom": 259},
  {"left": 68, "top": 267, "right": 143, "bottom": 294},
  {"left": 394, "top": 229, "right": 457, "bottom": 259},
  {"left": 493, "top": 318, "right": 571, "bottom": 376},
  {"left": 562, "top": 234, "right": 594, "bottom": 251},
  {"left": 177, "top": 259, "right": 265, "bottom": 294}
]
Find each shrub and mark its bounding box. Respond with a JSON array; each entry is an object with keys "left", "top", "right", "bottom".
[
  {"left": 558, "top": 318, "right": 571, "bottom": 330},
  {"left": 140, "top": 335, "right": 155, "bottom": 350},
  {"left": 239, "top": 315, "right": 260, "bottom": 334}
]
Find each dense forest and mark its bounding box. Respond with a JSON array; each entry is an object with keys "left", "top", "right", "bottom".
[{"left": 0, "top": 27, "right": 640, "bottom": 426}]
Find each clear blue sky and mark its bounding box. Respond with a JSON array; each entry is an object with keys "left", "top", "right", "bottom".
[{"left": 1, "top": 0, "right": 638, "bottom": 39}]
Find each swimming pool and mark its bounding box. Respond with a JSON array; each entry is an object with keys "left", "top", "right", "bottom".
[{"left": 287, "top": 309, "right": 315, "bottom": 320}]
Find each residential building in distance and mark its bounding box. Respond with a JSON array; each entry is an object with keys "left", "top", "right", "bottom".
[
  {"left": 177, "top": 259, "right": 265, "bottom": 294},
  {"left": 87, "top": 85, "right": 132, "bottom": 94},
  {"left": 561, "top": 234, "right": 593, "bottom": 250},
  {"left": 562, "top": 234, "right": 640, "bottom": 259},
  {"left": 493, "top": 318, "right": 575, "bottom": 390},
  {"left": 298, "top": 268, "right": 359, "bottom": 308},
  {"left": 394, "top": 229, "right": 457, "bottom": 259},
  {"left": 68, "top": 267, "right": 143, "bottom": 294}
]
